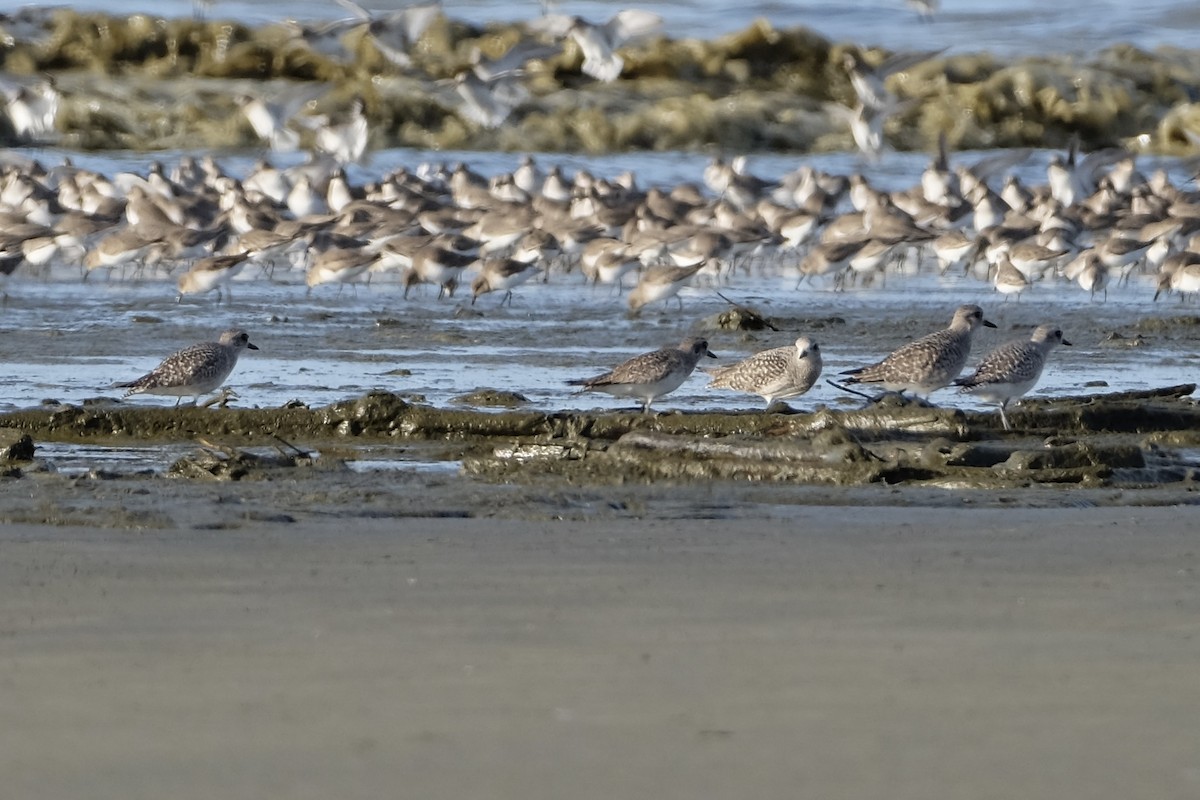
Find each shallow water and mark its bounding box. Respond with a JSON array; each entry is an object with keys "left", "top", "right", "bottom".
[{"left": 1, "top": 143, "right": 1196, "bottom": 422}]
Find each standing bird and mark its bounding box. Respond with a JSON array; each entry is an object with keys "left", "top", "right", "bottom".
[
  {"left": 706, "top": 336, "right": 823, "bottom": 409},
  {"left": 470, "top": 257, "right": 541, "bottom": 305},
  {"left": 839, "top": 304, "right": 996, "bottom": 398},
  {"left": 954, "top": 324, "right": 1070, "bottom": 430},
  {"left": 113, "top": 329, "right": 259, "bottom": 406},
  {"left": 176, "top": 252, "right": 252, "bottom": 304},
  {"left": 567, "top": 337, "right": 716, "bottom": 413},
  {"left": 627, "top": 262, "right": 704, "bottom": 314}
]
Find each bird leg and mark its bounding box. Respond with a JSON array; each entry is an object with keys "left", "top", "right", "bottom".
[{"left": 998, "top": 402, "right": 1011, "bottom": 431}]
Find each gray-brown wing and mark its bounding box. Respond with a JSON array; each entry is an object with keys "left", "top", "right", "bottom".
[
  {"left": 961, "top": 341, "right": 1043, "bottom": 387},
  {"left": 120, "top": 342, "right": 228, "bottom": 391},
  {"left": 605, "top": 348, "right": 684, "bottom": 385},
  {"left": 860, "top": 328, "right": 963, "bottom": 382},
  {"left": 707, "top": 346, "right": 791, "bottom": 391}
]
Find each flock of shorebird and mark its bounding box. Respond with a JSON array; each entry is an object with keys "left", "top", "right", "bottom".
[
  {"left": 567, "top": 302, "right": 1069, "bottom": 430},
  {"left": 114, "top": 303, "right": 1067, "bottom": 431}
]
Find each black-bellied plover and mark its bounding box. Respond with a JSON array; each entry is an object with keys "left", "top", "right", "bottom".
[
  {"left": 839, "top": 304, "right": 995, "bottom": 397},
  {"left": 954, "top": 324, "right": 1070, "bottom": 430},
  {"left": 567, "top": 337, "right": 716, "bottom": 413},
  {"left": 114, "top": 329, "right": 259, "bottom": 406},
  {"left": 706, "top": 336, "right": 822, "bottom": 409}
]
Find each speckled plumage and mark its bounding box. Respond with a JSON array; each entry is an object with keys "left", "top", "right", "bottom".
[
  {"left": 955, "top": 324, "right": 1070, "bottom": 429},
  {"left": 841, "top": 304, "right": 994, "bottom": 396},
  {"left": 115, "top": 328, "right": 258, "bottom": 404},
  {"left": 706, "top": 336, "right": 822, "bottom": 407},
  {"left": 568, "top": 336, "right": 716, "bottom": 412}
]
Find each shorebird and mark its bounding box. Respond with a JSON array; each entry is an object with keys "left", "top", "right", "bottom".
[
  {"left": 954, "top": 324, "right": 1070, "bottom": 430},
  {"left": 797, "top": 239, "right": 868, "bottom": 288},
  {"left": 236, "top": 87, "right": 325, "bottom": 152},
  {"left": 177, "top": 252, "right": 252, "bottom": 303},
  {"left": 305, "top": 244, "right": 378, "bottom": 291},
  {"left": 841, "top": 48, "right": 943, "bottom": 111},
  {"left": 568, "top": 336, "right": 716, "bottom": 413},
  {"left": 907, "top": 0, "right": 939, "bottom": 20},
  {"left": 280, "top": 16, "right": 361, "bottom": 63},
  {"left": 992, "top": 255, "right": 1031, "bottom": 301},
  {"left": 1064, "top": 251, "right": 1109, "bottom": 302},
  {"left": 706, "top": 336, "right": 823, "bottom": 409},
  {"left": 0, "top": 76, "right": 59, "bottom": 142},
  {"left": 313, "top": 96, "right": 369, "bottom": 165},
  {"left": 439, "top": 40, "right": 557, "bottom": 128},
  {"left": 113, "top": 329, "right": 259, "bottom": 406},
  {"left": 533, "top": 10, "right": 663, "bottom": 82},
  {"left": 336, "top": 0, "right": 441, "bottom": 69},
  {"left": 582, "top": 241, "right": 639, "bottom": 290},
  {"left": 838, "top": 304, "right": 996, "bottom": 398},
  {"left": 932, "top": 229, "right": 980, "bottom": 274},
  {"left": 1154, "top": 252, "right": 1200, "bottom": 302},
  {"left": 444, "top": 69, "right": 530, "bottom": 129},
  {"left": 627, "top": 263, "right": 704, "bottom": 314},
  {"left": 404, "top": 244, "right": 476, "bottom": 299},
  {"left": 470, "top": 257, "right": 541, "bottom": 305}
]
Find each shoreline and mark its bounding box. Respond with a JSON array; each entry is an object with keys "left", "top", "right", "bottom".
[
  {"left": 4, "top": 510, "right": 1200, "bottom": 799},
  {"left": 1, "top": 385, "right": 1198, "bottom": 520}
]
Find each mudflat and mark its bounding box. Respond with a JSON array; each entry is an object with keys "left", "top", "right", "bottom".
[{"left": 3, "top": 507, "right": 1199, "bottom": 800}]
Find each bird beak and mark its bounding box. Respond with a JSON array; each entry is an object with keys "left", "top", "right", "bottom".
[
  {"left": 248, "top": 343, "right": 260, "bottom": 350},
  {"left": 1061, "top": 339, "right": 1073, "bottom": 346},
  {"left": 706, "top": 350, "right": 718, "bottom": 359},
  {"left": 982, "top": 319, "right": 998, "bottom": 328}
]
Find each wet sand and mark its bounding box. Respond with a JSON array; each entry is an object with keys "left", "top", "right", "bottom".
[{"left": 3, "top": 508, "right": 1200, "bottom": 799}]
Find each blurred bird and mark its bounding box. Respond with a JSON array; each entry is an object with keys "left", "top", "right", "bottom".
[
  {"left": 236, "top": 86, "right": 326, "bottom": 152},
  {"left": 533, "top": 9, "right": 663, "bottom": 82},
  {"left": 841, "top": 48, "right": 943, "bottom": 111},
  {"left": 0, "top": 76, "right": 59, "bottom": 143},
  {"left": 312, "top": 96, "right": 370, "bottom": 164},
  {"left": 336, "top": 0, "right": 441, "bottom": 69}
]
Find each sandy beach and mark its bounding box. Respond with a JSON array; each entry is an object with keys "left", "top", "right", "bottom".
[{"left": 3, "top": 507, "right": 1199, "bottom": 799}]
